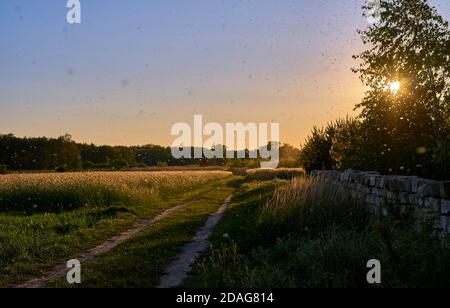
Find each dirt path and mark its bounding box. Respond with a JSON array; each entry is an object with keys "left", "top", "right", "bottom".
[
  {"left": 157, "top": 195, "right": 233, "bottom": 288},
  {"left": 16, "top": 198, "right": 200, "bottom": 288}
]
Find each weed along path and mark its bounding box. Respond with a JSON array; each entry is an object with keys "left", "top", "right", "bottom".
[
  {"left": 17, "top": 198, "right": 201, "bottom": 288},
  {"left": 158, "top": 195, "right": 233, "bottom": 288}
]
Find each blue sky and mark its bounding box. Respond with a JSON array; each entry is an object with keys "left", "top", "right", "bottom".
[{"left": 1, "top": 0, "right": 449, "bottom": 146}]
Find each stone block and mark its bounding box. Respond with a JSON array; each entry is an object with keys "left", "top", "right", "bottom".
[
  {"left": 388, "top": 177, "right": 413, "bottom": 192},
  {"left": 375, "top": 177, "right": 383, "bottom": 189},
  {"left": 440, "top": 216, "right": 449, "bottom": 232},
  {"left": 342, "top": 169, "right": 354, "bottom": 182},
  {"left": 386, "top": 191, "right": 399, "bottom": 201},
  {"left": 348, "top": 172, "right": 360, "bottom": 183},
  {"left": 414, "top": 179, "right": 441, "bottom": 198},
  {"left": 375, "top": 196, "right": 385, "bottom": 208},
  {"left": 366, "top": 194, "right": 376, "bottom": 205},
  {"left": 379, "top": 176, "right": 388, "bottom": 189},
  {"left": 424, "top": 198, "right": 441, "bottom": 213},
  {"left": 409, "top": 194, "right": 425, "bottom": 207},
  {"left": 368, "top": 175, "right": 380, "bottom": 187},
  {"left": 399, "top": 192, "right": 409, "bottom": 205},
  {"left": 440, "top": 181, "right": 450, "bottom": 199},
  {"left": 328, "top": 171, "right": 341, "bottom": 181},
  {"left": 441, "top": 199, "right": 450, "bottom": 215}
]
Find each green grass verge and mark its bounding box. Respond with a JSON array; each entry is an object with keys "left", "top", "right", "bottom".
[
  {"left": 187, "top": 177, "right": 450, "bottom": 288},
  {"left": 185, "top": 179, "right": 281, "bottom": 288},
  {"left": 49, "top": 177, "right": 237, "bottom": 288}
]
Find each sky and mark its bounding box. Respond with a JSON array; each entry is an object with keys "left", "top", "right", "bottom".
[{"left": 1, "top": 0, "right": 449, "bottom": 147}]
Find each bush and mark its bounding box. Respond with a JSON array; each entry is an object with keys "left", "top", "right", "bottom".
[
  {"left": 110, "top": 159, "right": 129, "bottom": 170},
  {"left": 157, "top": 161, "right": 168, "bottom": 168},
  {"left": 82, "top": 161, "right": 95, "bottom": 170},
  {"left": 0, "top": 165, "right": 7, "bottom": 174},
  {"left": 432, "top": 136, "right": 450, "bottom": 179},
  {"left": 298, "top": 126, "right": 335, "bottom": 173},
  {"left": 55, "top": 166, "right": 67, "bottom": 173},
  {"left": 330, "top": 118, "right": 366, "bottom": 171},
  {"left": 94, "top": 162, "right": 111, "bottom": 169},
  {"left": 229, "top": 167, "right": 248, "bottom": 176}
]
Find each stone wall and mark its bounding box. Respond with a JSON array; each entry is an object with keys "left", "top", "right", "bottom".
[{"left": 311, "top": 170, "right": 450, "bottom": 234}]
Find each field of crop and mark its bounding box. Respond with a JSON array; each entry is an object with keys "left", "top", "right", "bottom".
[{"left": 0, "top": 171, "right": 231, "bottom": 287}]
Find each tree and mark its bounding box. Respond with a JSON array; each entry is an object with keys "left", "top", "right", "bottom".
[
  {"left": 298, "top": 126, "right": 335, "bottom": 173},
  {"left": 279, "top": 144, "right": 301, "bottom": 168},
  {"left": 353, "top": 0, "right": 450, "bottom": 177},
  {"left": 330, "top": 117, "right": 366, "bottom": 171},
  {"left": 110, "top": 159, "right": 129, "bottom": 170}
]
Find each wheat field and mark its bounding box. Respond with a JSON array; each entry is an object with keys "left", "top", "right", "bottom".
[
  {"left": 0, "top": 171, "right": 231, "bottom": 286},
  {"left": 0, "top": 171, "right": 230, "bottom": 212}
]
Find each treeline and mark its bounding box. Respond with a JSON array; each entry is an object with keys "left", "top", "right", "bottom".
[
  {"left": 299, "top": 0, "right": 450, "bottom": 180},
  {"left": 0, "top": 133, "right": 300, "bottom": 171},
  {"left": 0, "top": 134, "right": 81, "bottom": 171}
]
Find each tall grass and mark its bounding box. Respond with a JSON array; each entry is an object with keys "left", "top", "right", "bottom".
[
  {"left": 259, "top": 177, "right": 369, "bottom": 239},
  {"left": 245, "top": 168, "right": 304, "bottom": 182},
  {"left": 0, "top": 171, "right": 230, "bottom": 212}
]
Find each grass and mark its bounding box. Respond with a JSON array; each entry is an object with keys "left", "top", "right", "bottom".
[
  {"left": 4, "top": 168, "right": 449, "bottom": 288},
  {"left": 49, "top": 176, "right": 237, "bottom": 288},
  {"left": 259, "top": 177, "right": 369, "bottom": 240},
  {"left": 189, "top": 175, "right": 450, "bottom": 288},
  {"left": 0, "top": 171, "right": 231, "bottom": 287},
  {"left": 0, "top": 171, "right": 229, "bottom": 212},
  {"left": 245, "top": 168, "right": 305, "bottom": 182}
]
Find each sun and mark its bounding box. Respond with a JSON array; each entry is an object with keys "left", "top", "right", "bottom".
[{"left": 388, "top": 81, "right": 401, "bottom": 95}]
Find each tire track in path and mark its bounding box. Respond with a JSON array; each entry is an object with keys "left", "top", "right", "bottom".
[
  {"left": 157, "top": 195, "right": 233, "bottom": 288},
  {"left": 16, "top": 197, "right": 200, "bottom": 289}
]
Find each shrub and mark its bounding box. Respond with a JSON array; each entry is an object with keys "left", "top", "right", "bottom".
[
  {"left": 0, "top": 165, "right": 7, "bottom": 174},
  {"left": 330, "top": 117, "right": 365, "bottom": 170},
  {"left": 94, "top": 162, "right": 110, "bottom": 169},
  {"left": 298, "top": 126, "right": 335, "bottom": 173},
  {"left": 228, "top": 167, "right": 247, "bottom": 176},
  {"left": 432, "top": 136, "right": 450, "bottom": 179},
  {"left": 55, "top": 166, "right": 67, "bottom": 173},
  {"left": 157, "top": 161, "right": 169, "bottom": 168},
  {"left": 110, "top": 159, "right": 129, "bottom": 170},
  {"left": 82, "top": 161, "right": 95, "bottom": 170}
]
